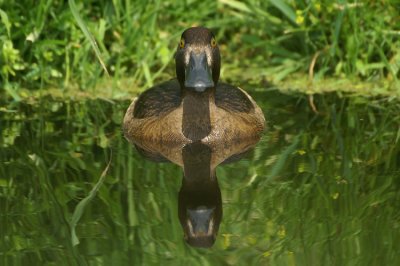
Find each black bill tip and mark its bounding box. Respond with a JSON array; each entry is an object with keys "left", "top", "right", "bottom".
[{"left": 185, "top": 52, "right": 214, "bottom": 92}]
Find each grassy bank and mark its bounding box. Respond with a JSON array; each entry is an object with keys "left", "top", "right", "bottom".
[{"left": 1, "top": 0, "right": 399, "bottom": 101}]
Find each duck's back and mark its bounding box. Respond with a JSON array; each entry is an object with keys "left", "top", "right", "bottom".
[
  {"left": 133, "top": 79, "right": 182, "bottom": 118},
  {"left": 215, "top": 83, "right": 255, "bottom": 113}
]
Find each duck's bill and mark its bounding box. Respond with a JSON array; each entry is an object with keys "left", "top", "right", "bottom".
[{"left": 185, "top": 52, "right": 214, "bottom": 92}]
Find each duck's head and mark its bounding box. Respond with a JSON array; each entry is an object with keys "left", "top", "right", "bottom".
[{"left": 175, "top": 27, "right": 221, "bottom": 92}]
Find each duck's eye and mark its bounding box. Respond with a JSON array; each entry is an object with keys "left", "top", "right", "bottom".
[
  {"left": 179, "top": 39, "right": 185, "bottom": 48},
  {"left": 211, "top": 38, "right": 217, "bottom": 47}
]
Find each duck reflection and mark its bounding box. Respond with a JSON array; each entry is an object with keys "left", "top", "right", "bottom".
[
  {"left": 133, "top": 138, "right": 259, "bottom": 248},
  {"left": 179, "top": 143, "right": 221, "bottom": 247}
]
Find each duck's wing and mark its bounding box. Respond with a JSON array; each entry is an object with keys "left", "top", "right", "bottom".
[
  {"left": 123, "top": 79, "right": 187, "bottom": 152},
  {"left": 213, "top": 82, "right": 266, "bottom": 139},
  {"left": 133, "top": 79, "right": 182, "bottom": 118},
  {"left": 215, "top": 83, "right": 255, "bottom": 113}
]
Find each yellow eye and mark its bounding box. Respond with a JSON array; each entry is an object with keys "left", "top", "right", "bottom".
[
  {"left": 179, "top": 39, "right": 185, "bottom": 48},
  {"left": 211, "top": 38, "right": 217, "bottom": 47}
]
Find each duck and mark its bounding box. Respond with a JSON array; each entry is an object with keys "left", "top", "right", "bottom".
[{"left": 123, "top": 26, "right": 265, "bottom": 146}]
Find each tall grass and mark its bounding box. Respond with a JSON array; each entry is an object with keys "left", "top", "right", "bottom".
[{"left": 0, "top": 0, "right": 399, "bottom": 101}]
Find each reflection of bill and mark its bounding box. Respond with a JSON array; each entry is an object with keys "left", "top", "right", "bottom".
[{"left": 132, "top": 138, "right": 260, "bottom": 248}]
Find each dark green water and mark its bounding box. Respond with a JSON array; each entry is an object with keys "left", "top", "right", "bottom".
[{"left": 1, "top": 89, "right": 399, "bottom": 265}]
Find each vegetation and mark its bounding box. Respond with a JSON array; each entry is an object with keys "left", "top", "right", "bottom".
[
  {"left": 1, "top": 1, "right": 399, "bottom": 264},
  {"left": 1, "top": 0, "right": 399, "bottom": 101}
]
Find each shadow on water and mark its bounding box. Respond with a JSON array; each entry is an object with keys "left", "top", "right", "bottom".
[{"left": 1, "top": 89, "right": 400, "bottom": 265}]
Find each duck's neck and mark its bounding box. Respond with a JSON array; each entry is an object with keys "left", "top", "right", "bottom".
[{"left": 182, "top": 88, "right": 215, "bottom": 141}]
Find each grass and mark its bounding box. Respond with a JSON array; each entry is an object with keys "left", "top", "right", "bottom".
[{"left": 0, "top": 0, "right": 400, "bottom": 101}]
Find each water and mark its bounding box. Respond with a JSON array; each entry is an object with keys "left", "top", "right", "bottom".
[{"left": 1, "top": 89, "right": 399, "bottom": 265}]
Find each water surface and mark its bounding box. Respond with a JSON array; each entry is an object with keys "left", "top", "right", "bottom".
[{"left": 1, "top": 89, "right": 399, "bottom": 265}]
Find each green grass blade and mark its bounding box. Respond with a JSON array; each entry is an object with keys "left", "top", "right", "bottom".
[
  {"left": 269, "top": 0, "right": 296, "bottom": 24},
  {"left": 219, "top": 0, "right": 252, "bottom": 13},
  {"left": 0, "top": 9, "right": 11, "bottom": 38},
  {"left": 68, "top": 0, "right": 110, "bottom": 77},
  {"left": 331, "top": 9, "right": 345, "bottom": 56}
]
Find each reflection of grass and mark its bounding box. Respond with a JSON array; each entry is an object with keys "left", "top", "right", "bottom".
[
  {"left": 1, "top": 92, "right": 399, "bottom": 264},
  {"left": 220, "top": 91, "right": 400, "bottom": 265},
  {"left": 1, "top": 1, "right": 399, "bottom": 100}
]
